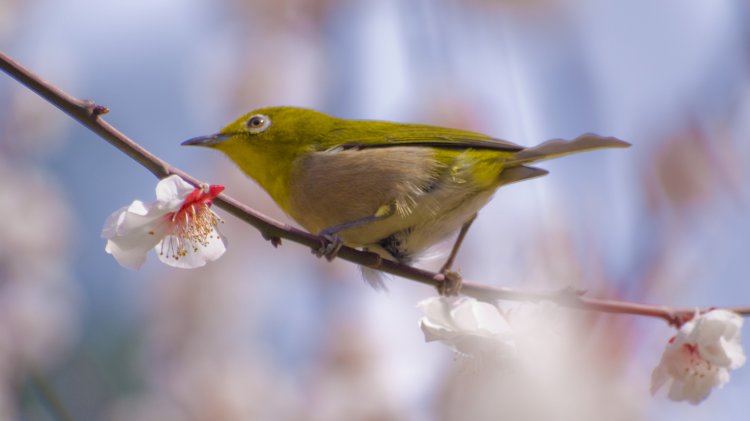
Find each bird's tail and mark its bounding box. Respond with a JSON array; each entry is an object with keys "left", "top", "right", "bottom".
[
  {"left": 494, "top": 134, "right": 629, "bottom": 187},
  {"left": 505, "top": 133, "right": 630, "bottom": 167}
]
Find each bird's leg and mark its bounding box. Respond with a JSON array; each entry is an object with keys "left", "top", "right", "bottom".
[
  {"left": 440, "top": 214, "right": 477, "bottom": 273},
  {"left": 314, "top": 203, "right": 395, "bottom": 261},
  {"left": 437, "top": 214, "right": 477, "bottom": 296}
]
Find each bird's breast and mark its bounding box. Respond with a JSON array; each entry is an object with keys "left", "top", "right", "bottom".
[{"left": 286, "top": 147, "right": 504, "bottom": 257}]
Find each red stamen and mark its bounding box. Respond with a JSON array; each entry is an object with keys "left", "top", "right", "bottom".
[
  {"left": 178, "top": 184, "right": 224, "bottom": 215},
  {"left": 160, "top": 184, "right": 225, "bottom": 261}
]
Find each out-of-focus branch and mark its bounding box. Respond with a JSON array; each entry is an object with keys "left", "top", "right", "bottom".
[
  {"left": 2, "top": 50, "right": 748, "bottom": 326},
  {"left": 28, "top": 367, "right": 74, "bottom": 421}
]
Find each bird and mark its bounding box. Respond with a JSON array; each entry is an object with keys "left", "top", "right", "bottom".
[{"left": 182, "top": 106, "right": 629, "bottom": 292}]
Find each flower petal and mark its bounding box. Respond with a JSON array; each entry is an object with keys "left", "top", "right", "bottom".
[
  {"left": 721, "top": 337, "right": 747, "bottom": 370},
  {"left": 102, "top": 201, "right": 172, "bottom": 269},
  {"left": 419, "top": 319, "right": 455, "bottom": 343},
  {"left": 155, "top": 227, "right": 226, "bottom": 269},
  {"left": 101, "top": 205, "right": 131, "bottom": 239},
  {"left": 417, "top": 297, "right": 461, "bottom": 330},
  {"left": 650, "top": 362, "right": 669, "bottom": 396},
  {"left": 154, "top": 175, "right": 195, "bottom": 210},
  {"left": 417, "top": 296, "right": 516, "bottom": 359},
  {"left": 104, "top": 219, "right": 168, "bottom": 270},
  {"left": 105, "top": 238, "right": 151, "bottom": 269}
]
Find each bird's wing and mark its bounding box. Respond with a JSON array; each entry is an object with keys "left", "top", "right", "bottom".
[{"left": 320, "top": 121, "right": 524, "bottom": 153}]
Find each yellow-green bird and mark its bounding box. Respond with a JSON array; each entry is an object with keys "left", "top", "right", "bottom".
[{"left": 183, "top": 107, "right": 628, "bottom": 290}]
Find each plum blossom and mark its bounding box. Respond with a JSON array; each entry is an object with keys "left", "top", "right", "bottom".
[
  {"left": 417, "top": 296, "right": 516, "bottom": 358},
  {"left": 102, "top": 175, "right": 226, "bottom": 269},
  {"left": 651, "top": 309, "right": 746, "bottom": 404}
]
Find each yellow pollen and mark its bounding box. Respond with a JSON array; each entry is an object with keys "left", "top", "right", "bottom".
[{"left": 159, "top": 203, "right": 223, "bottom": 260}]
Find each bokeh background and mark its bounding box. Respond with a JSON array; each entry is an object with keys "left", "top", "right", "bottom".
[{"left": 1, "top": 0, "right": 749, "bottom": 419}]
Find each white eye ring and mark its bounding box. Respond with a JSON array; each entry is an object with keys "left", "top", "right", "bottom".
[{"left": 245, "top": 114, "right": 271, "bottom": 134}]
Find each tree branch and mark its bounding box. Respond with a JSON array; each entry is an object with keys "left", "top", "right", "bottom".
[{"left": 2, "top": 50, "right": 747, "bottom": 326}]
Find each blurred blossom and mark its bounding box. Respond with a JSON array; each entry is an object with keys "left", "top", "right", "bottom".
[
  {"left": 644, "top": 123, "right": 740, "bottom": 217},
  {"left": 416, "top": 94, "right": 487, "bottom": 133},
  {"left": 0, "top": 162, "right": 72, "bottom": 279},
  {"left": 226, "top": 0, "right": 339, "bottom": 30},
  {"left": 2, "top": 85, "right": 73, "bottom": 157},
  {"left": 420, "top": 297, "right": 582, "bottom": 372},
  {"left": 523, "top": 218, "right": 589, "bottom": 291},
  {"left": 433, "top": 301, "right": 643, "bottom": 421},
  {"left": 109, "top": 350, "right": 297, "bottom": 421},
  {"left": 106, "top": 207, "right": 300, "bottom": 421},
  {"left": 102, "top": 175, "right": 226, "bottom": 270},
  {"left": 1, "top": 42, "right": 79, "bottom": 160},
  {"left": 221, "top": 31, "right": 328, "bottom": 111},
  {"left": 465, "top": 0, "right": 561, "bottom": 15},
  {"left": 0, "top": 159, "right": 79, "bottom": 415},
  {"left": 306, "top": 325, "right": 402, "bottom": 420},
  {"left": 189, "top": 0, "right": 332, "bottom": 115},
  {"left": 0, "top": 278, "right": 77, "bottom": 367},
  {"left": 418, "top": 296, "right": 516, "bottom": 360},
  {"left": 0, "top": 0, "right": 23, "bottom": 41},
  {"left": 163, "top": 352, "right": 296, "bottom": 420},
  {"left": 651, "top": 310, "right": 746, "bottom": 404}
]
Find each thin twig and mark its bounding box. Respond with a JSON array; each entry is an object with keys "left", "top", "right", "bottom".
[{"left": 2, "top": 50, "right": 748, "bottom": 326}]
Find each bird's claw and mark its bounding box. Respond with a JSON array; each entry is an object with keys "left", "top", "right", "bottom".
[
  {"left": 314, "top": 233, "right": 343, "bottom": 261},
  {"left": 437, "top": 270, "right": 463, "bottom": 296}
]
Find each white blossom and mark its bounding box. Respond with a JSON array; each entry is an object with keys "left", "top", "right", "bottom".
[
  {"left": 651, "top": 309, "right": 746, "bottom": 404},
  {"left": 102, "top": 175, "right": 226, "bottom": 269},
  {"left": 417, "top": 296, "right": 516, "bottom": 358}
]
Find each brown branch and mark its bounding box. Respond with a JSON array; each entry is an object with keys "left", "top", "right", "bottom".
[{"left": 2, "top": 50, "right": 748, "bottom": 326}]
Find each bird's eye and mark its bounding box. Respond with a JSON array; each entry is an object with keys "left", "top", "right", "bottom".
[{"left": 245, "top": 114, "right": 271, "bottom": 133}]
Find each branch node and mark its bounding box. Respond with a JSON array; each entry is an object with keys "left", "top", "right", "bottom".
[
  {"left": 554, "top": 286, "right": 587, "bottom": 303},
  {"left": 369, "top": 252, "right": 383, "bottom": 268},
  {"left": 261, "top": 231, "right": 282, "bottom": 248},
  {"left": 668, "top": 310, "right": 697, "bottom": 328},
  {"left": 79, "top": 99, "right": 95, "bottom": 113},
  {"left": 92, "top": 104, "right": 110, "bottom": 116},
  {"left": 78, "top": 99, "right": 109, "bottom": 118},
  {"left": 437, "top": 270, "right": 463, "bottom": 296},
  {"left": 157, "top": 164, "right": 173, "bottom": 179},
  {"left": 361, "top": 250, "right": 383, "bottom": 268},
  {"left": 665, "top": 311, "right": 681, "bottom": 328}
]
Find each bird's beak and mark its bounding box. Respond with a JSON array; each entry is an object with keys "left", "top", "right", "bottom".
[{"left": 181, "top": 133, "right": 232, "bottom": 147}]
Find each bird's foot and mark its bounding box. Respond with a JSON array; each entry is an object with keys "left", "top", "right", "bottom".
[
  {"left": 437, "top": 270, "right": 463, "bottom": 296},
  {"left": 313, "top": 232, "right": 344, "bottom": 261}
]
